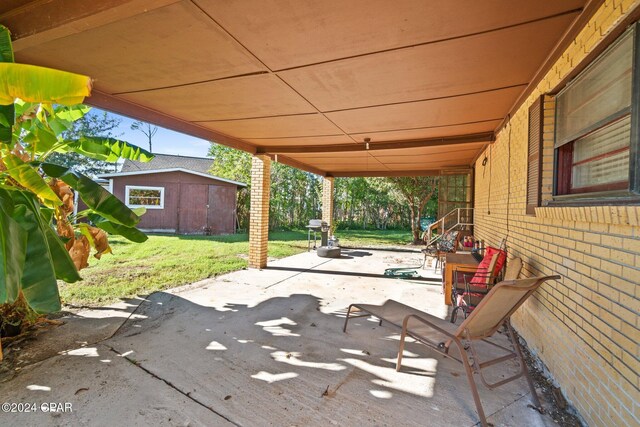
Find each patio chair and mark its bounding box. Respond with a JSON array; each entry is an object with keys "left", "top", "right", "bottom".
[
  {"left": 421, "top": 230, "right": 462, "bottom": 270},
  {"left": 449, "top": 251, "right": 517, "bottom": 323},
  {"left": 343, "top": 274, "right": 560, "bottom": 427}
]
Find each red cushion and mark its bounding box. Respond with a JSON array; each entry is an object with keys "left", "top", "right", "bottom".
[{"left": 470, "top": 247, "right": 507, "bottom": 286}]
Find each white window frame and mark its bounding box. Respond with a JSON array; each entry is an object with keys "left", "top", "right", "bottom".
[{"left": 125, "top": 185, "right": 165, "bottom": 209}]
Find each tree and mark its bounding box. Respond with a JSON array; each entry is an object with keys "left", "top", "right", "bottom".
[
  {"left": 332, "top": 177, "right": 410, "bottom": 230},
  {"left": 130, "top": 120, "right": 157, "bottom": 152},
  {"left": 47, "top": 110, "right": 123, "bottom": 176},
  {"left": 208, "top": 143, "right": 322, "bottom": 230},
  {"left": 208, "top": 144, "right": 252, "bottom": 230},
  {"left": 387, "top": 176, "right": 439, "bottom": 243}
]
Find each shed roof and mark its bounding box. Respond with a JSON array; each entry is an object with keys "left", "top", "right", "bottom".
[
  {"left": 120, "top": 153, "right": 214, "bottom": 174},
  {"left": 1, "top": 1, "right": 601, "bottom": 176},
  {"left": 100, "top": 168, "right": 247, "bottom": 187}
]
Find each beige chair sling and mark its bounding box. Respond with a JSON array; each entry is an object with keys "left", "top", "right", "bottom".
[{"left": 343, "top": 274, "right": 560, "bottom": 427}]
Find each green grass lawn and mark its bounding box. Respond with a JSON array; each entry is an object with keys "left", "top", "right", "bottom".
[{"left": 59, "top": 229, "right": 412, "bottom": 307}]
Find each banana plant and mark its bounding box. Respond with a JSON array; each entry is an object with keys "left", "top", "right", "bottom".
[{"left": 0, "top": 25, "right": 153, "bottom": 315}]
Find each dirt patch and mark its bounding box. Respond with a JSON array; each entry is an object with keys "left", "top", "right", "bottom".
[
  {"left": 0, "top": 321, "right": 61, "bottom": 383},
  {"left": 517, "top": 332, "right": 583, "bottom": 427}
]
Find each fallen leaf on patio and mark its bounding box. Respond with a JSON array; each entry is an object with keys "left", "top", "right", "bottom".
[
  {"left": 74, "top": 387, "right": 89, "bottom": 395},
  {"left": 321, "top": 385, "right": 329, "bottom": 397},
  {"left": 527, "top": 403, "right": 545, "bottom": 414},
  {"left": 362, "top": 350, "right": 370, "bottom": 356},
  {"left": 224, "top": 395, "right": 232, "bottom": 400},
  {"left": 552, "top": 386, "right": 567, "bottom": 409}
]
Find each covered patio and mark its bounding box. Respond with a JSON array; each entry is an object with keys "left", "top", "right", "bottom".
[
  {"left": 1, "top": 249, "right": 557, "bottom": 426},
  {"left": 1, "top": 1, "right": 638, "bottom": 426},
  {"left": 0, "top": 0, "right": 597, "bottom": 270}
]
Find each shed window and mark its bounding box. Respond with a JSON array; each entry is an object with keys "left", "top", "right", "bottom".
[
  {"left": 554, "top": 25, "right": 639, "bottom": 201},
  {"left": 125, "top": 185, "right": 164, "bottom": 209}
]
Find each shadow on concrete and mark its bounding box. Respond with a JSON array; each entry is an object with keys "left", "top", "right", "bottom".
[{"left": 265, "top": 266, "right": 440, "bottom": 283}]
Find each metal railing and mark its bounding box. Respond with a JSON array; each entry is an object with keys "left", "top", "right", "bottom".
[{"left": 425, "top": 208, "right": 474, "bottom": 246}]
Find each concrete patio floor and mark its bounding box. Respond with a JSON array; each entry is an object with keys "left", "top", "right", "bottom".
[{"left": 0, "top": 248, "right": 559, "bottom": 426}]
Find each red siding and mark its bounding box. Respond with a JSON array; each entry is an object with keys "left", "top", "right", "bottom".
[{"left": 110, "top": 171, "right": 238, "bottom": 234}]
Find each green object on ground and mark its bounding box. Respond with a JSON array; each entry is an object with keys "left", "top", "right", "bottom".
[{"left": 384, "top": 267, "right": 420, "bottom": 279}]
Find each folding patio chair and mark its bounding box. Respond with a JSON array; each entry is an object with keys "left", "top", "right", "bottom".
[
  {"left": 396, "top": 275, "right": 560, "bottom": 426},
  {"left": 343, "top": 274, "right": 560, "bottom": 427}
]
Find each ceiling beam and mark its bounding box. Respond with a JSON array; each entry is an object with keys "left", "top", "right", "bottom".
[
  {"left": 87, "top": 90, "right": 257, "bottom": 154},
  {"left": 268, "top": 154, "right": 327, "bottom": 176},
  {"left": 2, "top": 0, "right": 180, "bottom": 51},
  {"left": 257, "top": 132, "right": 494, "bottom": 154},
  {"left": 327, "top": 168, "right": 472, "bottom": 178}
]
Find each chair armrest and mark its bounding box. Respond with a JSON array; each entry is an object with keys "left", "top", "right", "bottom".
[{"left": 463, "top": 274, "right": 500, "bottom": 292}]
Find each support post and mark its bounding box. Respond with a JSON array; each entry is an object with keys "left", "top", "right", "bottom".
[
  {"left": 249, "top": 155, "right": 271, "bottom": 269},
  {"left": 322, "top": 177, "right": 334, "bottom": 228}
]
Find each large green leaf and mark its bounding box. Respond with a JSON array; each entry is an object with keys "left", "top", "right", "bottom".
[
  {"left": 0, "top": 188, "right": 27, "bottom": 305},
  {"left": 11, "top": 189, "right": 80, "bottom": 284},
  {"left": 54, "top": 104, "right": 91, "bottom": 123},
  {"left": 88, "top": 213, "right": 148, "bottom": 243},
  {"left": 0, "top": 26, "right": 14, "bottom": 144},
  {"left": 0, "top": 62, "right": 91, "bottom": 106},
  {"left": 0, "top": 100, "right": 13, "bottom": 144},
  {"left": 67, "top": 136, "right": 154, "bottom": 162},
  {"left": 48, "top": 105, "right": 91, "bottom": 136},
  {"left": 33, "top": 125, "right": 59, "bottom": 153},
  {"left": 3, "top": 154, "right": 61, "bottom": 207},
  {"left": 11, "top": 203, "right": 61, "bottom": 313},
  {"left": 0, "top": 26, "right": 14, "bottom": 63},
  {"left": 43, "top": 225, "right": 81, "bottom": 283},
  {"left": 41, "top": 162, "right": 140, "bottom": 227}
]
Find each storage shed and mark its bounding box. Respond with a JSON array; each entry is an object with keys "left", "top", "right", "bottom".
[{"left": 100, "top": 154, "right": 246, "bottom": 234}]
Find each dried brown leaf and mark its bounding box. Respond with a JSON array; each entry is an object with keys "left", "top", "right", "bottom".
[
  {"left": 69, "top": 236, "right": 90, "bottom": 271},
  {"left": 87, "top": 226, "right": 112, "bottom": 260},
  {"left": 49, "top": 178, "right": 74, "bottom": 215},
  {"left": 56, "top": 219, "right": 75, "bottom": 250}
]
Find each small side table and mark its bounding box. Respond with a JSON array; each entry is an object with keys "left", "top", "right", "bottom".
[{"left": 443, "top": 253, "right": 479, "bottom": 306}]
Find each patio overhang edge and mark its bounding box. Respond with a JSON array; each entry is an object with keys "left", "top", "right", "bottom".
[{"left": 87, "top": 90, "right": 257, "bottom": 154}]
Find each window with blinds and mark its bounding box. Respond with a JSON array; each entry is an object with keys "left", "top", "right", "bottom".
[
  {"left": 527, "top": 97, "right": 543, "bottom": 214},
  {"left": 554, "top": 25, "right": 638, "bottom": 199}
]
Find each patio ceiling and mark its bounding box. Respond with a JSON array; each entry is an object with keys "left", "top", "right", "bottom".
[{"left": 1, "top": 0, "right": 597, "bottom": 176}]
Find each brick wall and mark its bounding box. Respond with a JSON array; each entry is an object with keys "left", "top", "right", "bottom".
[
  {"left": 473, "top": 1, "right": 640, "bottom": 426},
  {"left": 249, "top": 155, "right": 271, "bottom": 269},
  {"left": 322, "top": 177, "right": 334, "bottom": 227}
]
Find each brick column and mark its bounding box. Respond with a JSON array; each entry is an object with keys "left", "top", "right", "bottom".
[
  {"left": 321, "top": 176, "right": 334, "bottom": 227},
  {"left": 249, "top": 155, "right": 271, "bottom": 269}
]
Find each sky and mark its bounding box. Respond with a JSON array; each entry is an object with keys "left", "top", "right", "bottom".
[{"left": 90, "top": 108, "right": 212, "bottom": 158}]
